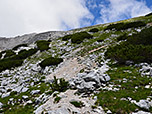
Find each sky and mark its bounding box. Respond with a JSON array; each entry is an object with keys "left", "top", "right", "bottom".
[{"left": 0, "top": 0, "right": 152, "bottom": 37}]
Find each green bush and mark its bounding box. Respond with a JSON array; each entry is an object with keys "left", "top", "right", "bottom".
[
  {"left": 36, "top": 40, "right": 50, "bottom": 51},
  {"left": 105, "top": 42, "right": 152, "bottom": 64},
  {"left": 39, "top": 57, "right": 63, "bottom": 68},
  {"left": 104, "top": 21, "right": 146, "bottom": 31},
  {"left": 89, "top": 28, "right": 99, "bottom": 33},
  {"left": 105, "top": 26, "right": 152, "bottom": 64},
  {"left": 12, "top": 44, "right": 28, "bottom": 50},
  {"left": 0, "top": 58, "right": 23, "bottom": 72},
  {"left": 145, "top": 12, "right": 152, "bottom": 17},
  {"left": 50, "top": 76, "right": 69, "bottom": 92},
  {"left": 70, "top": 101, "right": 84, "bottom": 108},
  {"left": 62, "top": 35, "right": 72, "bottom": 41},
  {"left": 71, "top": 31, "right": 93, "bottom": 44},
  {"left": 15, "top": 48, "right": 38, "bottom": 60},
  {"left": 0, "top": 48, "right": 37, "bottom": 72},
  {"left": 4, "top": 50, "right": 16, "bottom": 58},
  {"left": 127, "top": 26, "right": 152, "bottom": 45}
]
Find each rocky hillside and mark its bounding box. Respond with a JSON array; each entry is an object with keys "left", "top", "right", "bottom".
[{"left": 0, "top": 14, "right": 152, "bottom": 114}]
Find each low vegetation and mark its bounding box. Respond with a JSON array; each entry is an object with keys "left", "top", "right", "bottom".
[
  {"left": 96, "top": 65, "right": 152, "bottom": 113},
  {"left": 36, "top": 40, "right": 50, "bottom": 51},
  {"left": 12, "top": 44, "right": 28, "bottom": 50},
  {"left": 104, "top": 21, "right": 146, "bottom": 31},
  {"left": 89, "top": 28, "right": 99, "bottom": 33},
  {"left": 105, "top": 26, "right": 152, "bottom": 64},
  {"left": 71, "top": 31, "right": 93, "bottom": 44},
  {"left": 39, "top": 57, "right": 63, "bottom": 68},
  {"left": 50, "top": 76, "right": 69, "bottom": 92},
  {"left": 4, "top": 50, "right": 16, "bottom": 58},
  {"left": 0, "top": 49, "right": 38, "bottom": 72}
]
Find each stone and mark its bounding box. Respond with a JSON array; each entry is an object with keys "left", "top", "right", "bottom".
[
  {"left": 12, "top": 86, "right": 23, "bottom": 93},
  {"left": 107, "top": 110, "right": 112, "bottom": 114},
  {"left": 136, "top": 100, "right": 150, "bottom": 110},
  {"left": 31, "top": 90, "right": 40, "bottom": 95},
  {"left": 22, "top": 87, "right": 29, "bottom": 93},
  {"left": 0, "top": 102, "right": 3, "bottom": 108},
  {"left": 27, "top": 100, "right": 33, "bottom": 104},
  {"left": 1, "top": 92, "right": 10, "bottom": 98},
  {"left": 22, "top": 95, "right": 29, "bottom": 100}
]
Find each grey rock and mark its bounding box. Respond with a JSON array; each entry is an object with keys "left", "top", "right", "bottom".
[
  {"left": 31, "top": 90, "right": 40, "bottom": 95},
  {"left": 2, "top": 92, "right": 10, "bottom": 98},
  {"left": 12, "top": 86, "right": 23, "bottom": 93},
  {"left": 136, "top": 100, "right": 150, "bottom": 110},
  {"left": 0, "top": 102, "right": 3, "bottom": 108},
  {"left": 27, "top": 100, "right": 33, "bottom": 104},
  {"left": 22, "top": 95, "right": 29, "bottom": 99},
  {"left": 22, "top": 87, "right": 29, "bottom": 93}
]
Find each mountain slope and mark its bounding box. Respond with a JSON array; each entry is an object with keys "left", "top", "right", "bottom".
[{"left": 0, "top": 14, "right": 152, "bottom": 114}]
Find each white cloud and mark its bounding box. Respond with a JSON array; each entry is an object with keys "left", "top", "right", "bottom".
[
  {"left": 0, "top": 0, "right": 93, "bottom": 37},
  {"left": 97, "top": 0, "right": 152, "bottom": 24}
]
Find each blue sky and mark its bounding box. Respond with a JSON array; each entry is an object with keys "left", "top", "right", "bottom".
[{"left": 0, "top": 0, "right": 152, "bottom": 37}]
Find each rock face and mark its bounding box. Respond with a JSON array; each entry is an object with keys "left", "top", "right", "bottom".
[{"left": 0, "top": 31, "right": 72, "bottom": 50}]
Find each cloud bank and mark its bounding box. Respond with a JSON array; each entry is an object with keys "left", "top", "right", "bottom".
[
  {"left": 0, "top": 0, "right": 93, "bottom": 37},
  {"left": 97, "top": 0, "right": 152, "bottom": 24}
]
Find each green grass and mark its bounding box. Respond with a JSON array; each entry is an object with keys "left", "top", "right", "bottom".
[{"left": 96, "top": 65, "right": 152, "bottom": 113}]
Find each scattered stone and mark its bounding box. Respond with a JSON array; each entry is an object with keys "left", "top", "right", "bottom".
[{"left": 47, "top": 107, "right": 69, "bottom": 114}]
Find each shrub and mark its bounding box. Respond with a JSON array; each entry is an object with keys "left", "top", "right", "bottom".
[
  {"left": 127, "top": 26, "right": 152, "bottom": 45},
  {"left": 12, "top": 44, "right": 28, "bottom": 50},
  {"left": 62, "top": 35, "right": 72, "bottom": 41},
  {"left": 0, "top": 48, "right": 37, "bottom": 72},
  {"left": 15, "top": 49, "right": 38, "bottom": 60},
  {"left": 71, "top": 31, "right": 93, "bottom": 44},
  {"left": 54, "top": 96, "right": 61, "bottom": 103},
  {"left": 104, "top": 21, "right": 146, "bottom": 31},
  {"left": 50, "top": 76, "right": 69, "bottom": 92},
  {"left": 105, "top": 42, "right": 152, "bottom": 64},
  {"left": 0, "top": 58, "right": 23, "bottom": 72},
  {"left": 70, "top": 101, "right": 84, "bottom": 108},
  {"left": 36, "top": 40, "right": 50, "bottom": 51},
  {"left": 105, "top": 26, "right": 152, "bottom": 64},
  {"left": 117, "top": 33, "right": 128, "bottom": 41},
  {"left": 39, "top": 57, "right": 63, "bottom": 68},
  {"left": 89, "top": 28, "right": 99, "bottom": 33},
  {"left": 4, "top": 50, "right": 16, "bottom": 58}
]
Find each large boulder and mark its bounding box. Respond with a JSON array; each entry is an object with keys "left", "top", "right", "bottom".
[{"left": 69, "top": 69, "right": 110, "bottom": 93}]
